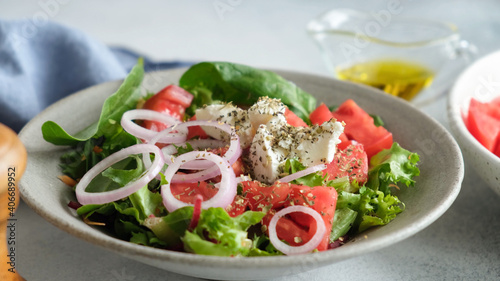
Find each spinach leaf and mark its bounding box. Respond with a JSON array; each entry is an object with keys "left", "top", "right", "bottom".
[
  {"left": 83, "top": 156, "right": 140, "bottom": 193},
  {"left": 370, "top": 114, "right": 385, "bottom": 127},
  {"left": 143, "top": 207, "right": 193, "bottom": 247},
  {"left": 42, "top": 59, "right": 145, "bottom": 146},
  {"left": 128, "top": 185, "right": 165, "bottom": 221},
  {"left": 179, "top": 62, "right": 317, "bottom": 123}
]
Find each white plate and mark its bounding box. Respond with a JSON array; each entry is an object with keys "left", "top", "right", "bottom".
[
  {"left": 19, "top": 68, "right": 463, "bottom": 280},
  {"left": 448, "top": 50, "right": 500, "bottom": 196}
]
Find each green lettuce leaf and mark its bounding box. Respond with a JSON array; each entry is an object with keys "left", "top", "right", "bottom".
[
  {"left": 81, "top": 154, "right": 142, "bottom": 194},
  {"left": 181, "top": 208, "right": 265, "bottom": 256},
  {"left": 143, "top": 207, "right": 193, "bottom": 247},
  {"left": 58, "top": 130, "right": 139, "bottom": 181},
  {"left": 77, "top": 199, "right": 142, "bottom": 223},
  {"left": 59, "top": 136, "right": 106, "bottom": 180},
  {"left": 248, "top": 234, "right": 282, "bottom": 256},
  {"left": 355, "top": 187, "right": 404, "bottom": 232},
  {"left": 282, "top": 158, "right": 326, "bottom": 187},
  {"left": 130, "top": 230, "right": 168, "bottom": 248},
  {"left": 76, "top": 184, "right": 165, "bottom": 224},
  {"left": 75, "top": 191, "right": 167, "bottom": 247},
  {"left": 42, "top": 59, "right": 145, "bottom": 146},
  {"left": 330, "top": 207, "right": 358, "bottom": 243},
  {"left": 282, "top": 158, "right": 357, "bottom": 192},
  {"left": 336, "top": 191, "right": 361, "bottom": 209},
  {"left": 334, "top": 143, "right": 420, "bottom": 234},
  {"left": 367, "top": 142, "right": 420, "bottom": 195},
  {"left": 129, "top": 185, "right": 165, "bottom": 221},
  {"left": 179, "top": 62, "right": 317, "bottom": 122},
  {"left": 101, "top": 155, "right": 144, "bottom": 186}
]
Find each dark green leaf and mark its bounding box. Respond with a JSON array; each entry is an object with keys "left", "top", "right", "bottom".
[
  {"left": 179, "top": 62, "right": 317, "bottom": 123},
  {"left": 42, "top": 59, "right": 145, "bottom": 145},
  {"left": 128, "top": 185, "right": 165, "bottom": 221},
  {"left": 173, "top": 142, "right": 195, "bottom": 155},
  {"left": 248, "top": 234, "right": 282, "bottom": 256},
  {"left": 143, "top": 207, "right": 193, "bottom": 247},
  {"left": 370, "top": 114, "right": 385, "bottom": 127},
  {"left": 102, "top": 155, "right": 144, "bottom": 186}
]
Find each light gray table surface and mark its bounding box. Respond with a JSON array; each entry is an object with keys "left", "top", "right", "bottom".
[{"left": 2, "top": 1, "right": 500, "bottom": 280}]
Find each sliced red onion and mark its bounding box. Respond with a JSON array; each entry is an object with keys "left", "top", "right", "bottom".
[
  {"left": 143, "top": 120, "right": 241, "bottom": 182},
  {"left": 268, "top": 205, "right": 326, "bottom": 255},
  {"left": 75, "top": 144, "right": 163, "bottom": 205},
  {"left": 277, "top": 164, "right": 327, "bottom": 183},
  {"left": 164, "top": 121, "right": 241, "bottom": 183},
  {"left": 162, "top": 139, "right": 226, "bottom": 169},
  {"left": 121, "top": 109, "right": 187, "bottom": 143},
  {"left": 142, "top": 123, "right": 186, "bottom": 170},
  {"left": 161, "top": 151, "right": 237, "bottom": 212}
]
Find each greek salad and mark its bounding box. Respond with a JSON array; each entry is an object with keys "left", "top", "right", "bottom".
[{"left": 42, "top": 60, "right": 420, "bottom": 256}]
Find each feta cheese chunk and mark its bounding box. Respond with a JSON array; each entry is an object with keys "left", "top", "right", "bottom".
[
  {"left": 195, "top": 103, "right": 254, "bottom": 148},
  {"left": 248, "top": 97, "right": 287, "bottom": 130},
  {"left": 249, "top": 120, "right": 344, "bottom": 184},
  {"left": 249, "top": 124, "right": 288, "bottom": 183},
  {"left": 195, "top": 97, "right": 344, "bottom": 184},
  {"left": 293, "top": 121, "right": 344, "bottom": 166},
  {"left": 195, "top": 97, "right": 287, "bottom": 149}
]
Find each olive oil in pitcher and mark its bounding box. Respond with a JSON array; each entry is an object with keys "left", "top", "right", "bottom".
[{"left": 336, "top": 59, "right": 435, "bottom": 101}]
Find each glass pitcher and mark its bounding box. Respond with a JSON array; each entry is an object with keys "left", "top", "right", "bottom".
[{"left": 307, "top": 9, "right": 477, "bottom": 106}]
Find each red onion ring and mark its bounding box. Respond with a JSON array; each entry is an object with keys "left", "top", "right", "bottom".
[
  {"left": 142, "top": 122, "right": 185, "bottom": 170},
  {"left": 121, "top": 109, "right": 187, "bottom": 143},
  {"left": 75, "top": 144, "right": 164, "bottom": 205},
  {"left": 153, "top": 120, "right": 241, "bottom": 183},
  {"left": 278, "top": 164, "right": 327, "bottom": 183},
  {"left": 162, "top": 139, "right": 226, "bottom": 170},
  {"left": 142, "top": 120, "right": 241, "bottom": 183},
  {"left": 268, "top": 205, "right": 327, "bottom": 255},
  {"left": 173, "top": 121, "right": 240, "bottom": 183},
  {"left": 161, "top": 151, "right": 237, "bottom": 212}
]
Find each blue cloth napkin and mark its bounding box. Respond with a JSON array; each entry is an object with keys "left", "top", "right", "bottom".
[{"left": 0, "top": 19, "right": 192, "bottom": 132}]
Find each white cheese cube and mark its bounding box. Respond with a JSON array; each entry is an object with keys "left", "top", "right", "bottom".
[
  {"left": 248, "top": 97, "right": 287, "bottom": 129},
  {"left": 291, "top": 121, "right": 344, "bottom": 166},
  {"left": 249, "top": 124, "right": 288, "bottom": 183},
  {"left": 195, "top": 103, "right": 254, "bottom": 148},
  {"left": 249, "top": 120, "right": 344, "bottom": 184}
]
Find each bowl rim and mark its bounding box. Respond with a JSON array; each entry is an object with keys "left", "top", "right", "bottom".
[
  {"left": 447, "top": 49, "right": 500, "bottom": 165},
  {"left": 18, "top": 67, "right": 464, "bottom": 278}
]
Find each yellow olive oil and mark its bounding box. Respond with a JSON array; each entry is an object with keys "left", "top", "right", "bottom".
[{"left": 336, "top": 59, "right": 435, "bottom": 101}]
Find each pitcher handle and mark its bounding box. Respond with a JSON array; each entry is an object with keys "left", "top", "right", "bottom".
[{"left": 413, "top": 39, "right": 478, "bottom": 108}]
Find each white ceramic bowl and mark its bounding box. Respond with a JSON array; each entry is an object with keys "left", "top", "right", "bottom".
[
  {"left": 19, "top": 68, "right": 464, "bottom": 280},
  {"left": 448, "top": 50, "right": 500, "bottom": 197}
]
